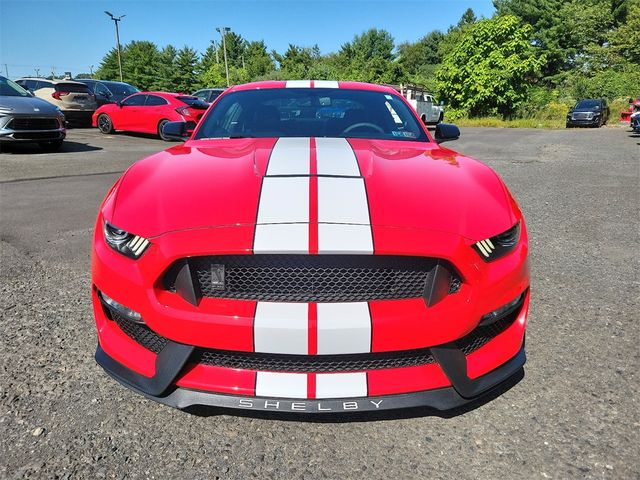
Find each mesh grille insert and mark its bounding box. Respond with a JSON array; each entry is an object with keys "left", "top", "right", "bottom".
[
  {"left": 456, "top": 300, "right": 523, "bottom": 355},
  {"left": 107, "top": 310, "right": 169, "bottom": 354},
  {"left": 165, "top": 254, "right": 459, "bottom": 303},
  {"left": 194, "top": 348, "right": 435, "bottom": 373}
]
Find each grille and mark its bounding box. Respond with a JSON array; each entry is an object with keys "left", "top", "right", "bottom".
[
  {"left": 108, "top": 310, "right": 169, "bottom": 354},
  {"left": 456, "top": 302, "right": 522, "bottom": 355},
  {"left": 167, "top": 254, "right": 458, "bottom": 303},
  {"left": 194, "top": 348, "right": 435, "bottom": 373},
  {"left": 8, "top": 117, "right": 59, "bottom": 131},
  {"left": 12, "top": 131, "right": 62, "bottom": 140},
  {"left": 572, "top": 112, "right": 591, "bottom": 120}
]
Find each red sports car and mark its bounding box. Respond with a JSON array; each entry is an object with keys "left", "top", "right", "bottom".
[
  {"left": 92, "top": 91, "right": 208, "bottom": 140},
  {"left": 93, "top": 80, "right": 530, "bottom": 413}
]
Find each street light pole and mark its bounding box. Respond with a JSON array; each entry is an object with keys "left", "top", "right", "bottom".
[
  {"left": 105, "top": 11, "right": 125, "bottom": 82},
  {"left": 216, "top": 27, "right": 231, "bottom": 87}
]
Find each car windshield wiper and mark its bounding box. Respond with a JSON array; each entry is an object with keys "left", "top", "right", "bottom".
[{"left": 197, "top": 135, "right": 255, "bottom": 140}]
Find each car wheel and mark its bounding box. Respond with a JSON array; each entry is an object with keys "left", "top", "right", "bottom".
[
  {"left": 39, "top": 140, "right": 63, "bottom": 151},
  {"left": 420, "top": 114, "right": 427, "bottom": 125},
  {"left": 158, "top": 119, "right": 171, "bottom": 141},
  {"left": 437, "top": 112, "right": 444, "bottom": 124},
  {"left": 97, "top": 114, "right": 114, "bottom": 134}
]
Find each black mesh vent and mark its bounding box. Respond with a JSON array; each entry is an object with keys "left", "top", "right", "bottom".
[
  {"left": 194, "top": 348, "right": 435, "bottom": 373},
  {"left": 165, "top": 254, "right": 460, "bottom": 303},
  {"left": 106, "top": 309, "right": 169, "bottom": 354},
  {"left": 8, "top": 117, "right": 59, "bottom": 130},
  {"left": 456, "top": 300, "right": 523, "bottom": 355}
]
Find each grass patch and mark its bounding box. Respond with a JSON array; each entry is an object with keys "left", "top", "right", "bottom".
[{"left": 454, "top": 117, "right": 566, "bottom": 129}]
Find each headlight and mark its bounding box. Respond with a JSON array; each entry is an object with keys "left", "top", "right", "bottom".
[
  {"left": 103, "top": 221, "right": 150, "bottom": 259},
  {"left": 473, "top": 222, "right": 520, "bottom": 261}
]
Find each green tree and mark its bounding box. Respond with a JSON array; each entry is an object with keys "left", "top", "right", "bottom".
[
  {"left": 336, "top": 29, "right": 401, "bottom": 83},
  {"left": 245, "top": 41, "right": 275, "bottom": 79},
  {"left": 174, "top": 46, "right": 199, "bottom": 92},
  {"left": 274, "top": 44, "right": 320, "bottom": 79},
  {"left": 94, "top": 48, "right": 121, "bottom": 81},
  {"left": 156, "top": 45, "right": 178, "bottom": 91},
  {"left": 121, "top": 41, "right": 161, "bottom": 90},
  {"left": 436, "top": 15, "right": 544, "bottom": 117}
]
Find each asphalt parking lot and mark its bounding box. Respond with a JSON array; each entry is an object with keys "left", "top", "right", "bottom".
[{"left": 1, "top": 126, "right": 638, "bottom": 479}]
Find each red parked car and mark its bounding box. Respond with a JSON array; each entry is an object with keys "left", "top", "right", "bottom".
[
  {"left": 92, "top": 92, "right": 208, "bottom": 140},
  {"left": 92, "top": 81, "right": 530, "bottom": 413}
]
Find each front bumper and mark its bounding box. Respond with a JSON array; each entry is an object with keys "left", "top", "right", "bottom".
[
  {"left": 92, "top": 220, "right": 530, "bottom": 412},
  {"left": 96, "top": 340, "right": 526, "bottom": 413},
  {"left": 566, "top": 117, "right": 601, "bottom": 127},
  {"left": 0, "top": 115, "right": 66, "bottom": 143}
]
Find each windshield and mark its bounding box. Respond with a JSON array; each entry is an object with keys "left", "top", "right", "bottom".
[
  {"left": 194, "top": 88, "right": 429, "bottom": 142},
  {"left": 0, "top": 76, "right": 31, "bottom": 97},
  {"left": 575, "top": 100, "right": 600, "bottom": 109},
  {"left": 103, "top": 82, "right": 138, "bottom": 97},
  {"left": 56, "top": 83, "right": 91, "bottom": 93}
]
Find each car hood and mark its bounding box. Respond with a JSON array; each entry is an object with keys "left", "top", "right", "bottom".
[
  {"left": 0, "top": 95, "right": 60, "bottom": 115},
  {"left": 571, "top": 107, "right": 600, "bottom": 113},
  {"left": 108, "top": 137, "right": 518, "bottom": 242}
]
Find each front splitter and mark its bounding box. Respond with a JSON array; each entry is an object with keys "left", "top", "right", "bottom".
[{"left": 96, "top": 344, "right": 525, "bottom": 413}]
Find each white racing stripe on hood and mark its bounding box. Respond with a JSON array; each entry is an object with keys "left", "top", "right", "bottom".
[
  {"left": 316, "top": 137, "right": 360, "bottom": 176},
  {"left": 253, "top": 136, "right": 372, "bottom": 254},
  {"left": 266, "top": 137, "right": 310, "bottom": 175}
]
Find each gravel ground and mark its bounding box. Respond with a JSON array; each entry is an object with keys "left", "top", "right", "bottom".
[{"left": 1, "top": 127, "right": 638, "bottom": 479}]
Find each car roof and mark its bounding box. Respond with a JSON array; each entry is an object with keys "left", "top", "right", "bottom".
[
  {"left": 227, "top": 80, "right": 398, "bottom": 95},
  {"left": 16, "top": 77, "right": 87, "bottom": 85}
]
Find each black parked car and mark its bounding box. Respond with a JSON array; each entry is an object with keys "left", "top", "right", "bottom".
[
  {"left": 0, "top": 75, "right": 66, "bottom": 150},
  {"left": 566, "top": 99, "right": 610, "bottom": 128},
  {"left": 76, "top": 79, "right": 139, "bottom": 106},
  {"left": 191, "top": 88, "right": 224, "bottom": 103}
]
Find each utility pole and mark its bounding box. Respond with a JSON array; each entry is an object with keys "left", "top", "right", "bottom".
[
  {"left": 35, "top": 68, "right": 40, "bottom": 77},
  {"left": 90, "top": 65, "right": 94, "bottom": 78},
  {"left": 105, "top": 11, "right": 125, "bottom": 82},
  {"left": 3, "top": 64, "right": 8, "bottom": 77},
  {"left": 216, "top": 27, "right": 231, "bottom": 87}
]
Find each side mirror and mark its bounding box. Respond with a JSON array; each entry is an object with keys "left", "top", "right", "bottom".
[
  {"left": 161, "top": 121, "right": 189, "bottom": 141},
  {"left": 434, "top": 123, "right": 460, "bottom": 143}
]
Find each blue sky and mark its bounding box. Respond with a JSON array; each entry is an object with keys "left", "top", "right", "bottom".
[{"left": 0, "top": 0, "right": 495, "bottom": 79}]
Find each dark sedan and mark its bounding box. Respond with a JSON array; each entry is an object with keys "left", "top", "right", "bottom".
[
  {"left": 77, "top": 79, "right": 139, "bottom": 107},
  {"left": 0, "top": 76, "right": 66, "bottom": 150},
  {"left": 566, "top": 99, "right": 610, "bottom": 128}
]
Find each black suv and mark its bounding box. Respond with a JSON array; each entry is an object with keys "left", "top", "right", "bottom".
[
  {"left": 76, "top": 79, "right": 139, "bottom": 107},
  {"left": 566, "top": 99, "right": 610, "bottom": 128}
]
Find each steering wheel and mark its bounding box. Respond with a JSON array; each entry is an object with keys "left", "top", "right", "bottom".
[{"left": 342, "top": 122, "right": 385, "bottom": 134}]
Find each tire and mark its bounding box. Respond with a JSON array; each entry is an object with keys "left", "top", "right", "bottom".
[
  {"left": 97, "top": 114, "right": 114, "bottom": 134},
  {"left": 158, "top": 119, "right": 171, "bottom": 141},
  {"left": 39, "top": 140, "right": 63, "bottom": 151},
  {"left": 437, "top": 112, "right": 444, "bottom": 124},
  {"left": 420, "top": 114, "right": 427, "bottom": 125}
]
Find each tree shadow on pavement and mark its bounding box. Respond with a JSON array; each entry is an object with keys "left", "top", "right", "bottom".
[{"left": 182, "top": 368, "right": 525, "bottom": 423}]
